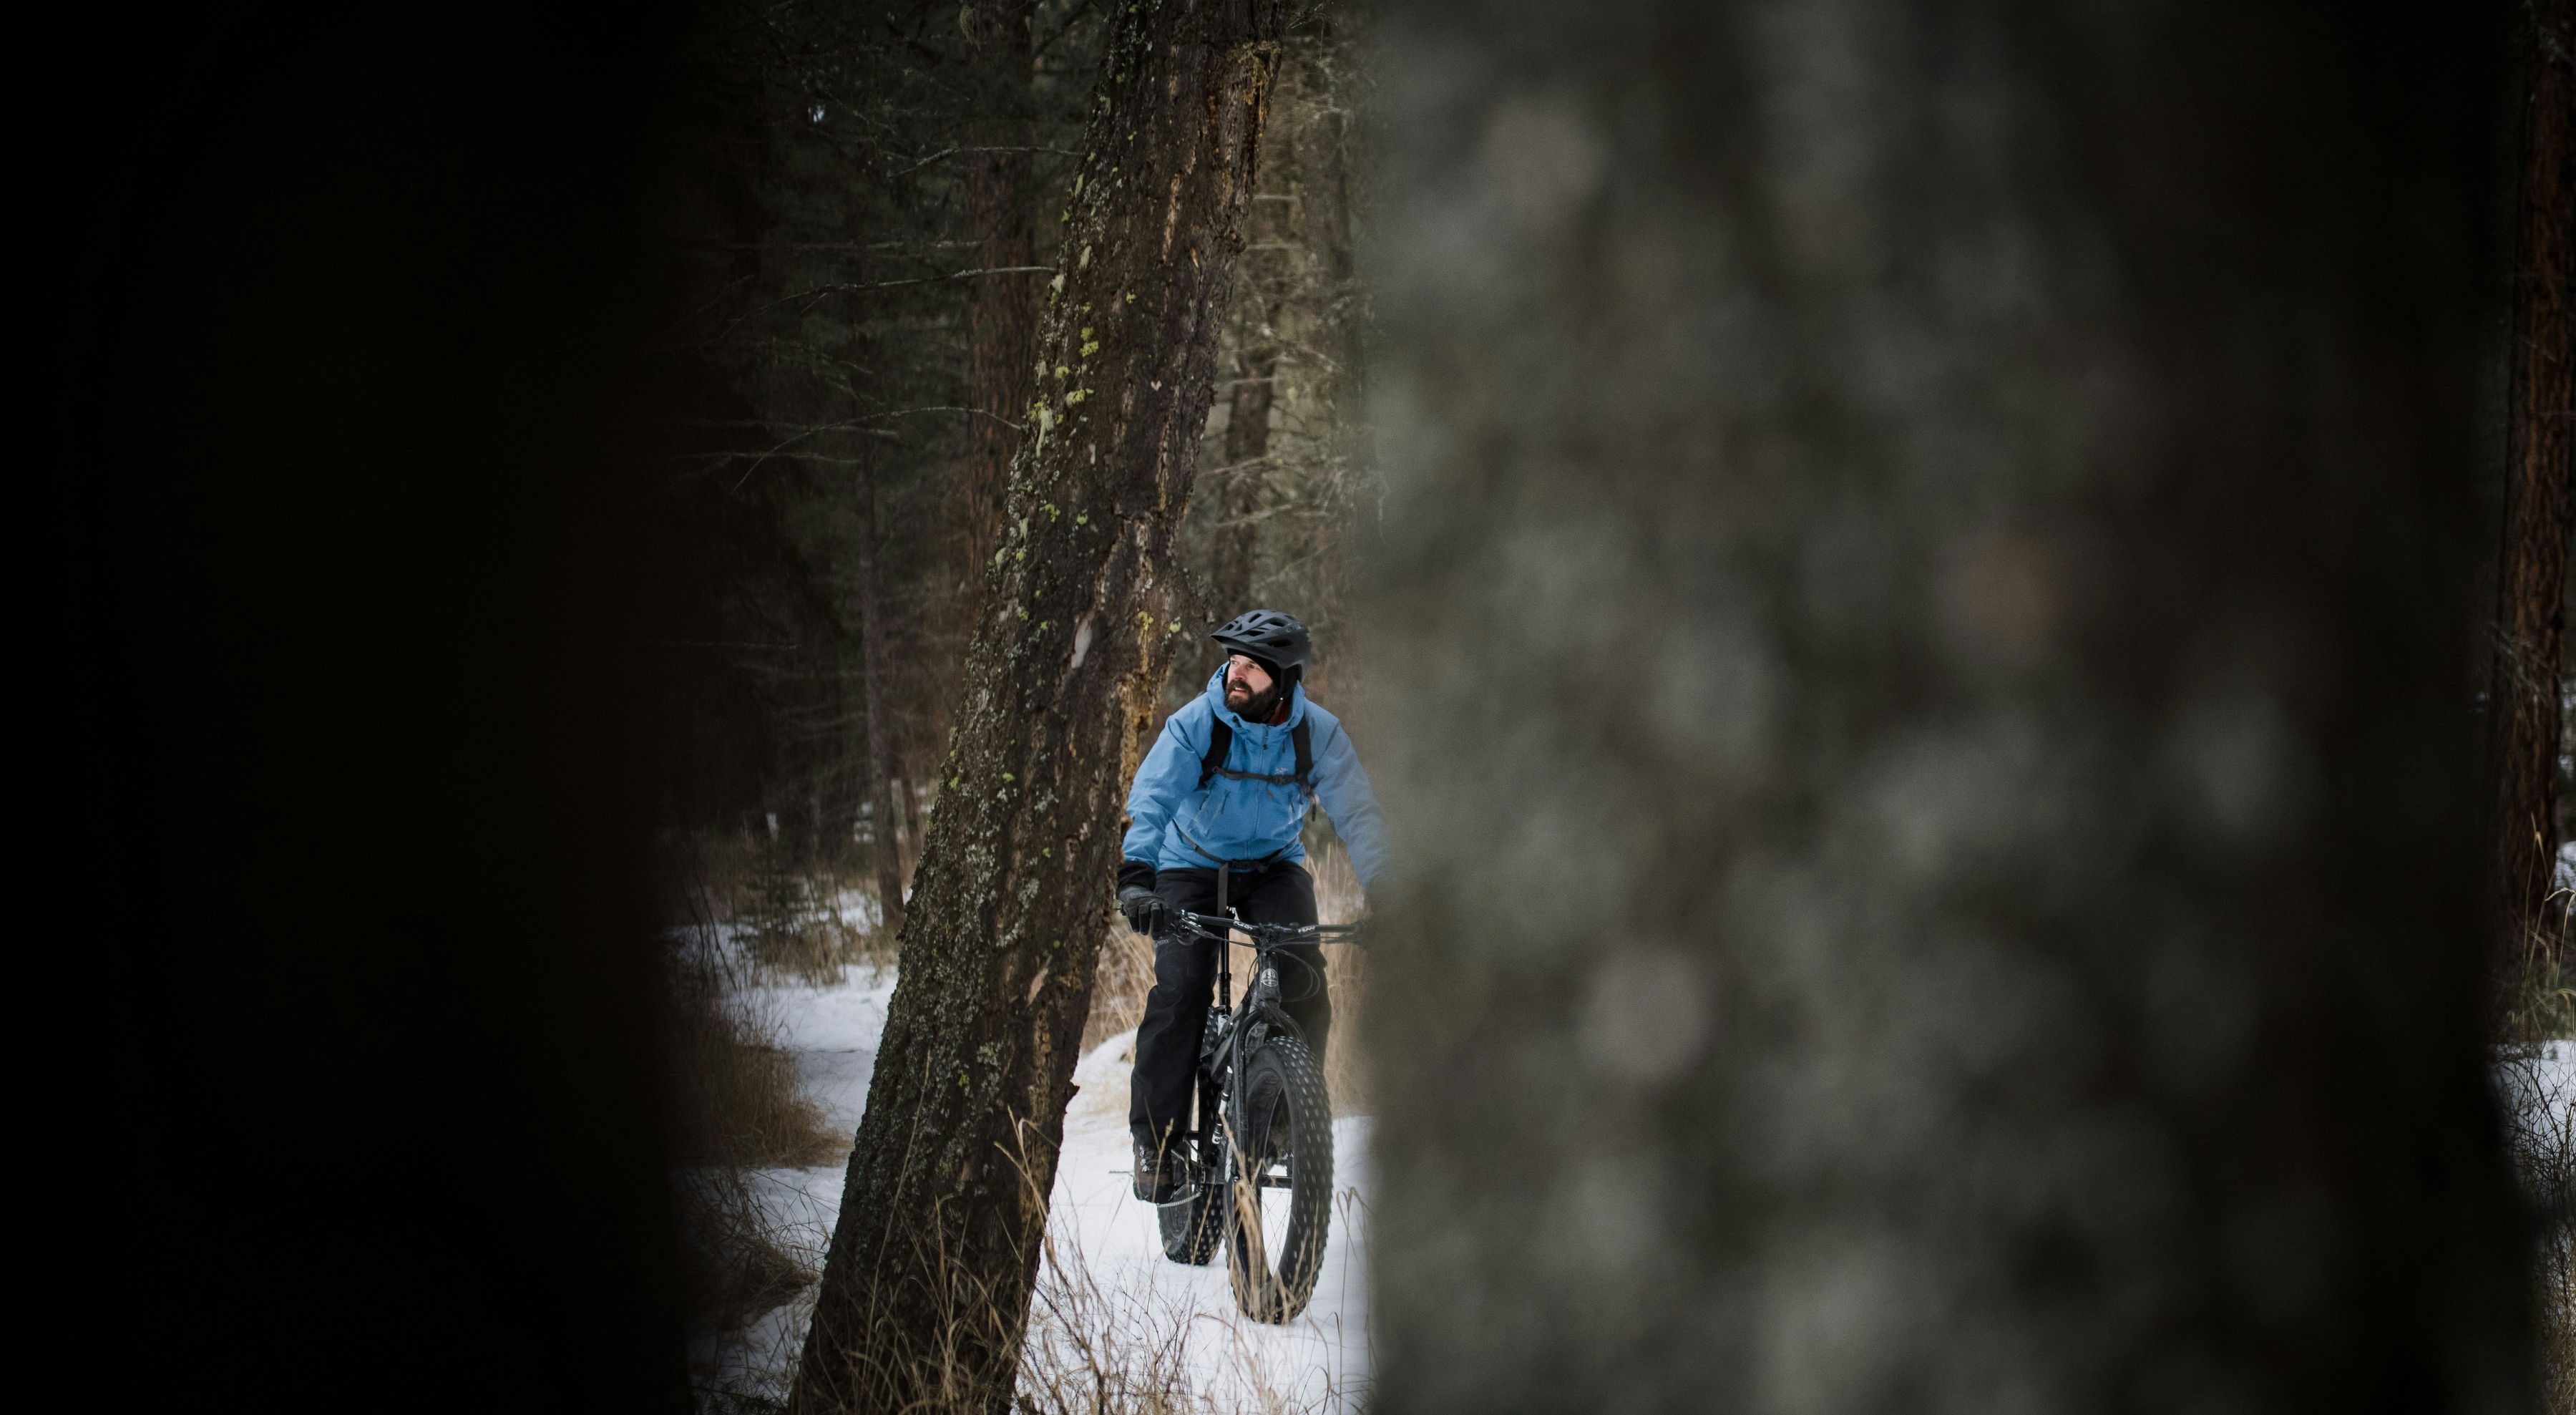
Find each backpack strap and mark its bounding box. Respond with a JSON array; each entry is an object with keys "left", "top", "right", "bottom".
[
  {"left": 1195, "top": 717, "right": 1236, "bottom": 791},
  {"left": 1193, "top": 714, "right": 1317, "bottom": 792}
]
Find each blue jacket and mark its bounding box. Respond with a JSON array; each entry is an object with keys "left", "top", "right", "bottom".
[{"left": 1121, "top": 667, "right": 1388, "bottom": 889}]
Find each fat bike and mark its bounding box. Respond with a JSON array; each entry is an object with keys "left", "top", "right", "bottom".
[{"left": 1151, "top": 905, "right": 1359, "bottom": 1323}]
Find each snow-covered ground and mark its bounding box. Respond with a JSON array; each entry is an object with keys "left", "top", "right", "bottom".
[
  {"left": 1030, "top": 1030, "right": 1374, "bottom": 1412},
  {"left": 750, "top": 964, "right": 899, "bottom": 1137},
  {"left": 688, "top": 963, "right": 897, "bottom": 1404},
  {"left": 2494, "top": 1040, "right": 2575, "bottom": 1243},
  {"left": 2497, "top": 1042, "right": 2576, "bottom": 1139},
  {"left": 693, "top": 965, "right": 1373, "bottom": 1412},
  {"left": 697, "top": 950, "right": 2570, "bottom": 1409}
]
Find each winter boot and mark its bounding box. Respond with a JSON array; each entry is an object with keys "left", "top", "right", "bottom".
[{"left": 1133, "top": 1138, "right": 1186, "bottom": 1202}]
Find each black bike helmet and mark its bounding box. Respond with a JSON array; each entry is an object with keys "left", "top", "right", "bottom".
[{"left": 1210, "top": 609, "right": 1309, "bottom": 681}]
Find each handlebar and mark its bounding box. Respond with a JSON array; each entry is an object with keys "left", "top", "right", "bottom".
[{"left": 1163, "top": 908, "right": 1362, "bottom": 944}]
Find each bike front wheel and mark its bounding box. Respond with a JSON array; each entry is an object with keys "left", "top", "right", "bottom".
[{"left": 1226, "top": 1034, "right": 1334, "bottom": 1323}]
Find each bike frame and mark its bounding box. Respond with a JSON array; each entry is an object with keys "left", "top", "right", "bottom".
[{"left": 1162, "top": 903, "right": 1358, "bottom": 1192}]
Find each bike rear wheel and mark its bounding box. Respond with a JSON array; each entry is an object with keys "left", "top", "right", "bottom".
[
  {"left": 1156, "top": 1150, "right": 1224, "bottom": 1264},
  {"left": 1159, "top": 1060, "right": 1227, "bottom": 1265},
  {"left": 1226, "top": 1034, "right": 1334, "bottom": 1322}
]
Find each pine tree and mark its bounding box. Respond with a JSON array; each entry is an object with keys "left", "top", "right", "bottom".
[{"left": 2489, "top": 0, "right": 2575, "bottom": 958}]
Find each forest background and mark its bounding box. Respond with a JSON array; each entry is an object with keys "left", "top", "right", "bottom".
[
  {"left": 644, "top": 0, "right": 1373, "bottom": 946},
  {"left": 49, "top": 0, "right": 2576, "bottom": 1410}
]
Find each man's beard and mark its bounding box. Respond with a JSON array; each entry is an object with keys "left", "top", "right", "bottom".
[{"left": 1226, "top": 678, "right": 1283, "bottom": 721}]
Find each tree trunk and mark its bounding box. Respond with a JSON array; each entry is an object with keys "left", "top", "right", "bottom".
[
  {"left": 1209, "top": 347, "right": 1275, "bottom": 618},
  {"left": 2490, "top": 0, "right": 2575, "bottom": 956},
  {"left": 1209, "top": 172, "right": 1285, "bottom": 618},
  {"left": 788, "top": 1, "right": 1284, "bottom": 1409},
  {"left": 857, "top": 455, "right": 909, "bottom": 940},
  {"left": 1362, "top": 2, "right": 2529, "bottom": 1411},
  {"left": 960, "top": 0, "right": 1039, "bottom": 592}
]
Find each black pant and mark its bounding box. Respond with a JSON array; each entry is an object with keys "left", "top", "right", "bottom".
[{"left": 1129, "top": 862, "right": 1331, "bottom": 1150}]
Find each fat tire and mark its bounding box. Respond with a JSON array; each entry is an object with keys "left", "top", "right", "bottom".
[
  {"left": 1158, "top": 1055, "right": 1228, "bottom": 1265},
  {"left": 1226, "top": 1034, "right": 1334, "bottom": 1322},
  {"left": 1156, "top": 1169, "right": 1224, "bottom": 1264}
]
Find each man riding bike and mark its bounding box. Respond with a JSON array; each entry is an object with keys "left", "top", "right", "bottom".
[{"left": 1118, "top": 609, "right": 1388, "bottom": 1202}]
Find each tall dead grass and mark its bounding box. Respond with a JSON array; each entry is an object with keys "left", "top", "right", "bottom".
[
  {"left": 1018, "top": 1084, "right": 1361, "bottom": 1415},
  {"left": 2494, "top": 889, "right": 2575, "bottom": 1410},
  {"left": 666, "top": 838, "right": 883, "bottom": 1373},
  {"left": 690, "top": 830, "right": 898, "bottom": 982},
  {"left": 1021, "top": 1222, "right": 1337, "bottom": 1415},
  {"left": 776, "top": 1121, "right": 1345, "bottom": 1415}
]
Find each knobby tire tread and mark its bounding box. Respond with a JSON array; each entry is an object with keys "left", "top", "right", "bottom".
[
  {"left": 1157, "top": 1175, "right": 1224, "bottom": 1265},
  {"left": 1158, "top": 1061, "right": 1226, "bottom": 1264},
  {"left": 1227, "top": 1034, "right": 1333, "bottom": 1323}
]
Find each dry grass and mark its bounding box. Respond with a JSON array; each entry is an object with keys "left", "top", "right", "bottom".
[
  {"left": 761, "top": 1124, "right": 1344, "bottom": 1415},
  {"left": 2497, "top": 1035, "right": 2575, "bottom": 1415},
  {"left": 666, "top": 953, "right": 839, "bottom": 1344},
  {"left": 2494, "top": 890, "right": 2575, "bottom": 1410},
  {"left": 1015, "top": 1090, "right": 1355, "bottom": 1415},
  {"left": 1307, "top": 845, "right": 1372, "bottom": 1117},
  {"left": 1019, "top": 1227, "right": 1338, "bottom": 1415},
  {"left": 1088, "top": 923, "right": 1159, "bottom": 1051},
  {"left": 690, "top": 830, "right": 899, "bottom": 981},
  {"left": 668, "top": 969, "right": 842, "bottom": 1168},
  {"left": 1016, "top": 1222, "right": 1206, "bottom": 1415},
  {"left": 665, "top": 840, "right": 874, "bottom": 1363},
  {"left": 2501, "top": 893, "right": 2576, "bottom": 1046}
]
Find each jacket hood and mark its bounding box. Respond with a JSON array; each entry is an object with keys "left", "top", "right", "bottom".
[{"left": 1203, "top": 664, "right": 1306, "bottom": 734}]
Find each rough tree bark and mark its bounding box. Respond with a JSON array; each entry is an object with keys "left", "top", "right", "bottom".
[
  {"left": 960, "top": 0, "right": 1039, "bottom": 589},
  {"left": 2489, "top": 0, "right": 2575, "bottom": 953},
  {"left": 789, "top": 1, "right": 1284, "bottom": 1409},
  {"left": 857, "top": 453, "right": 911, "bottom": 938},
  {"left": 1362, "top": 2, "right": 2529, "bottom": 1411}
]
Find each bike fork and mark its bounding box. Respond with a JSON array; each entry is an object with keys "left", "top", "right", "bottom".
[{"left": 1201, "top": 861, "right": 1254, "bottom": 1183}]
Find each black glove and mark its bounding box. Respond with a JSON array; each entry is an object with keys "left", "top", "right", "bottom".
[
  {"left": 1117, "top": 860, "right": 1162, "bottom": 936},
  {"left": 1118, "top": 885, "right": 1165, "bottom": 936}
]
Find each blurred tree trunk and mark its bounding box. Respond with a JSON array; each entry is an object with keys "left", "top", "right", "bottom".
[
  {"left": 1362, "top": 2, "right": 2529, "bottom": 1411},
  {"left": 960, "top": 0, "right": 1039, "bottom": 592},
  {"left": 787, "top": 1, "right": 1285, "bottom": 1409},
  {"left": 857, "top": 453, "right": 909, "bottom": 939},
  {"left": 2490, "top": 0, "right": 2575, "bottom": 956},
  {"left": 1287, "top": 44, "right": 1367, "bottom": 701}
]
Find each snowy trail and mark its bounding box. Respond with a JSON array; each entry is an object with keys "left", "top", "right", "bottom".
[
  {"left": 1035, "top": 1029, "right": 1374, "bottom": 1411},
  {"left": 704, "top": 966, "right": 1372, "bottom": 1411},
  {"left": 752, "top": 966, "right": 897, "bottom": 1135},
  {"left": 2497, "top": 1042, "right": 2575, "bottom": 1136},
  {"left": 692, "top": 965, "right": 898, "bottom": 1402}
]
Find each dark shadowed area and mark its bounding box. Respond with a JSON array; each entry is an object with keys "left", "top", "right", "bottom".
[{"left": 58, "top": 3, "right": 699, "bottom": 1406}]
